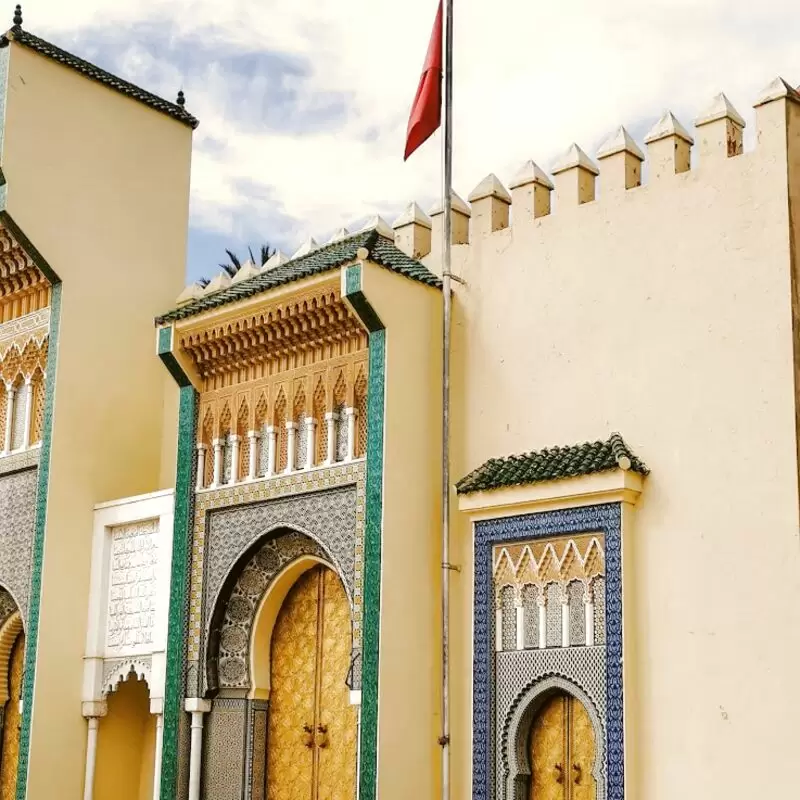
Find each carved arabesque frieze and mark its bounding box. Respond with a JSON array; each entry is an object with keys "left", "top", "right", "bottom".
[
  {"left": 177, "top": 281, "right": 366, "bottom": 384},
  {"left": 0, "top": 226, "right": 50, "bottom": 324}
]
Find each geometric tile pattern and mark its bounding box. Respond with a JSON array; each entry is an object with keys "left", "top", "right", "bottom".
[
  {"left": 472, "top": 503, "right": 623, "bottom": 800},
  {"left": 0, "top": 468, "right": 36, "bottom": 623},
  {"left": 202, "top": 698, "right": 248, "bottom": 800}
]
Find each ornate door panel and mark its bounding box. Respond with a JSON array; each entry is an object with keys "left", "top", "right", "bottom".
[
  {"left": 267, "top": 570, "right": 319, "bottom": 800},
  {"left": 529, "top": 692, "right": 595, "bottom": 800},
  {"left": 529, "top": 694, "right": 567, "bottom": 800},
  {"left": 0, "top": 632, "right": 24, "bottom": 800},
  {"left": 267, "top": 566, "right": 356, "bottom": 800},
  {"left": 316, "top": 569, "right": 357, "bottom": 800}
]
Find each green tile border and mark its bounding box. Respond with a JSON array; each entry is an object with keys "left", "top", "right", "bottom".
[
  {"left": 15, "top": 281, "right": 61, "bottom": 800},
  {"left": 157, "top": 334, "right": 198, "bottom": 799},
  {"left": 342, "top": 264, "right": 385, "bottom": 800}
]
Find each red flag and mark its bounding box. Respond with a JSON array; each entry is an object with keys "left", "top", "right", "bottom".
[{"left": 404, "top": 1, "right": 443, "bottom": 161}]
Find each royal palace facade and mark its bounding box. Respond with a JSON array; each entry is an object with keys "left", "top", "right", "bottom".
[{"left": 1, "top": 8, "right": 800, "bottom": 800}]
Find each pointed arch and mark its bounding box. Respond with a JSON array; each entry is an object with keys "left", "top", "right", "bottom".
[
  {"left": 312, "top": 377, "right": 327, "bottom": 465},
  {"left": 0, "top": 611, "right": 22, "bottom": 707},
  {"left": 273, "top": 389, "right": 287, "bottom": 473},
  {"left": 354, "top": 364, "right": 367, "bottom": 458}
]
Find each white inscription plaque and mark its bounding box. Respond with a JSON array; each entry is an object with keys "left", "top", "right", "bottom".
[{"left": 106, "top": 519, "right": 159, "bottom": 652}]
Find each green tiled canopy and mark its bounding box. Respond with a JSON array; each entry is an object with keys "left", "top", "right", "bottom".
[
  {"left": 155, "top": 229, "right": 441, "bottom": 325},
  {"left": 456, "top": 433, "right": 649, "bottom": 495}
]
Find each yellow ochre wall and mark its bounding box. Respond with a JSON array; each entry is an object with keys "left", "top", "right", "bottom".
[
  {"left": 1, "top": 42, "right": 192, "bottom": 799},
  {"left": 357, "top": 262, "right": 443, "bottom": 800},
  {"left": 94, "top": 677, "right": 156, "bottom": 800},
  {"left": 419, "top": 93, "right": 800, "bottom": 800}
]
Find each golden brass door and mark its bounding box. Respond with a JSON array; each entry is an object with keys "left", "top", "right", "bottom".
[
  {"left": 267, "top": 566, "right": 356, "bottom": 800},
  {"left": 0, "top": 632, "right": 24, "bottom": 800},
  {"left": 528, "top": 692, "right": 596, "bottom": 800}
]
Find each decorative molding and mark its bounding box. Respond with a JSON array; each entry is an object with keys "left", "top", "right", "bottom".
[
  {"left": 472, "top": 503, "right": 624, "bottom": 800},
  {"left": 0, "top": 446, "right": 39, "bottom": 477},
  {"left": 0, "top": 307, "right": 49, "bottom": 359},
  {"left": 101, "top": 656, "right": 153, "bottom": 695}
]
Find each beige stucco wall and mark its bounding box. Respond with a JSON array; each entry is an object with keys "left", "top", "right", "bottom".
[
  {"left": 358, "top": 262, "right": 443, "bottom": 800},
  {"left": 419, "top": 95, "right": 800, "bottom": 800},
  {"left": 1, "top": 42, "right": 191, "bottom": 798},
  {"left": 94, "top": 677, "right": 156, "bottom": 800}
]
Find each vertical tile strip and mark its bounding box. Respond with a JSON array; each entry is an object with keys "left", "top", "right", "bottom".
[
  {"left": 159, "top": 384, "right": 197, "bottom": 799},
  {"left": 341, "top": 264, "right": 385, "bottom": 800},
  {"left": 15, "top": 282, "right": 61, "bottom": 800}
]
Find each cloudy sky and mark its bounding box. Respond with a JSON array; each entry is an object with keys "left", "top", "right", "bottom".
[{"left": 23, "top": 0, "right": 800, "bottom": 283}]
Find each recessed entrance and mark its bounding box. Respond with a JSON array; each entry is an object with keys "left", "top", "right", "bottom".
[
  {"left": 266, "top": 564, "right": 356, "bottom": 800},
  {"left": 528, "top": 692, "right": 596, "bottom": 800}
]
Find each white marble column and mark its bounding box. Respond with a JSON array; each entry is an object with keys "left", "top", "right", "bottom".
[
  {"left": 3, "top": 382, "right": 15, "bottom": 454},
  {"left": 247, "top": 431, "right": 259, "bottom": 480},
  {"left": 537, "top": 594, "right": 547, "bottom": 649},
  {"left": 212, "top": 438, "right": 224, "bottom": 487},
  {"left": 584, "top": 586, "right": 595, "bottom": 647},
  {"left": 285, "top": 421, "right": 297, "bottom": 473},
  {"left": 561, "top": 591, "right": 570, "bottom": 648},
  {"left": 345, "top": 407, "right": 357, "bottom": 461},
  {"left": 81, "top": 701, "right": 107, "bottom": 800},
  {"left": 186, "top": 698, "right": 211, "bottom": 800},
  {"left": 266, "top": 426, "right": 277, "bottom": 476},
  {"left": 151, "top": 699, "right": 164, "bottom": 800},
  {"left": 305, "top": 418, "right": 317, "bottom": 469},
  {"left": 21, "top": 376, "right": 33, "bottom": 449},
  {"left": 515, "top": 590, "right": 525, "bottom": 651},
  {"left": 228, "top": 434, "right": 241, "bottom": 485},
  {"left": 324, "top": 411, "right": 338, "bottom": 464},
  {"left": 195, "top": 444, "right": 207, "bottom": 490}
]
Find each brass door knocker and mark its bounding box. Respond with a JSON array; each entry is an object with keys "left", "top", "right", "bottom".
[
  {"left": 553, "top": 763, "right": 564, "bottom": 784},
  {"left": 316, "top": 723, "right": 329, "bottom": 749},
  {"left": 572, "top": 764, "right": 582, "bottom": 785},
  {"left": 302, "top": 723, "right": 314, "bottom": 748}
]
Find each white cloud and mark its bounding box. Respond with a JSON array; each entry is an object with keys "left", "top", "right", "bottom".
[{"left": 25, "top": 0, "right": 800, "bottom": 254}]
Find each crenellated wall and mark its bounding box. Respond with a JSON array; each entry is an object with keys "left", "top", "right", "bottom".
[{"left": 427, "top": 79, "right": 800, "bottom": 800}]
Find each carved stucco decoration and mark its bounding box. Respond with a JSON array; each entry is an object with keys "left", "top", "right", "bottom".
[
  {"left": 201, "top": 485, "right": 358, "bottom": 695},
  {"left": 0, "top": 468, "right": 37, "bottom": 622},
  {"left": 101, "top": 656, "right": 153, "bottom": 696}
]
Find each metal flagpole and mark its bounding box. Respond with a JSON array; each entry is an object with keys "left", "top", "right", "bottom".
[{"left": 440, "top": 3, "right": 454, "bottom": 800}]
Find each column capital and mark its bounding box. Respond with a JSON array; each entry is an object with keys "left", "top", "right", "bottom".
[
  {"left": 184, "top": 697, "right": 212, "bottom": 714},
  {"left": 266, "top": 425, "right": 277, "bottom": 435},
  {"left": 247, "top": 429, "right": 260, "bottom": 439},
  {"left": 150, "top": 697, "right": 165, "bottom": 716},
  {"left": 345, "top": 406, "right": 358, "bottom": 417},
  {"left": 304, "top": 417, "right": 317, "bottom": 428},
  {"left": 23, "top": 374, "right": 32, "bottom": 386},
  {"left": 81, "top": 700, "right": 108, "bottom": 719},
  {"left": 212, "top": 438, "right": 225, "bottom": 448},
  {"left": 285, "top": 421, "right": 298, "bottom": 431},
  {"left": 228, "top": 434, "right": 242, "bottom": 443},
  {"left": 196, "top": 442, "right": 208, "bottom": 452}
]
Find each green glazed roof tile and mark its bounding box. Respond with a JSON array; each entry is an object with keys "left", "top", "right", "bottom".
[
  {"left": 155, "top": 229, "right": 441, "bottom": 325},
  {"left": 2, "top": 26, "right": 199, "bottom": 129},
  {"left": 456, "top": 433, "right": 649, "bottom": 495}
]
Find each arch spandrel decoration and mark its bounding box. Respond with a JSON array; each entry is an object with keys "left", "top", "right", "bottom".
[
  {"left": 208, "top": 532, "right": 353, "bottom": 692},
  {"left": 198, "top": 484, "right": 359, "bottom": 697}
]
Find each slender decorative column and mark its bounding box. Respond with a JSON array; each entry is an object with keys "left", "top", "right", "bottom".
[
  {"left": 212, "top": 438, "right": 224, "bottom": 487},
  {"left": 285, "top": 421, "right": 297, "bottom": 473},
  {"left": 561, "top": 589, "right": 570, "bottom": 648},
  {"left": 151, "top": 699, "right": 164, "bottom": 800},
  {"left": 305, "top": 417, "right": 317, "bottom": 469},
  {"left": 266, "top": 426, "right": 277, "bottom": 476},
  {"left": 515, "top": 589, "right": 525, "bottom": 651},
  {"left": 228, "top": 434, "right": 241, "bottom": 485},
  {"left": 21, "top": 376, "right": 33, "bottom": 450},
  {"left": 584, "top": 585, "right": 595, "bottom": 647},
  {"left": 324, "top": 411, "right": 338, "bottom": 464},
  {"left": 494, "top": 590, "right": 503, "bottom": 652},
  {"left": 247, "top": 431, "right": 259, "bottom": 480},
  {"left": 3, "top": 382, "right": 15, "bottom": 454},
  {"left": 345, "top": 407, "right": 357, "bottom": 461},
  {"left": 195, "top": 444, "right": 207, "bottom": 490},
  {"left": 81, "top": 701, "right": 107, "bottom": 800},
  {"left": 186, "top": 698, "right": 212, "bottom": 800},
  {"left": 537, "top": 593, "right": 547, "bottom": 649}
]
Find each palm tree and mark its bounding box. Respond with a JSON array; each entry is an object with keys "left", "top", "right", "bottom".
[{"left": 219, "top": 243, "right": 275, "bottom": 277}]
